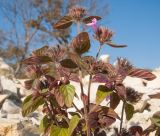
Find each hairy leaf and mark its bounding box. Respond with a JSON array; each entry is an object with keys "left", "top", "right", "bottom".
[
  {"left": 54, "top": 89, "right": 65, "bottom": 107},
  {"left": 24, "top": 65, "right": 41, "bottom": 79},
  {"left": 23, "top": 56, "right": 52, "bottom": 65},
  {"left": 125, "top": 102, "right": 134, "bottom": 120},
  {"left": 106, "top": 42, "right": 127, "bottom": 48},
  {"left": 60, "top": 84, "right": 75, "bottom": 107},
  {"left": 110, "top": 92, "right": 120, "bottom": 109},
  {"left": 39, "top": 115, "right": 50, "bottom": 133},
  {"left": 151, "top": 117, "right": 160, "bottom": 127},
  {"left": 24, "top": 79, "right": 34, "bottom": 90},
  {"left": 129, "top": 126, "right": 143, "bottom": 136},
  {"left": 115, "top": 84, "right": 126, "bottom": 99},
  {"left": 98, "top": 116, "right": 116, "bottom": 128},
  {"left": 72, "top": 32, "right": 91, "bottom": 54},
  {"left": 22, "top": 95, "right": 44, "bottom": 117},
  {"left": 82, "top": 16, "right": 101, "bottom": 24},
  {"left": 128, "top": 68, "right": 156, "bottom": 81},
  {"left": 88, "top": 112, "right": 99, "bottom": 128},
  {"left": 60, "top": 59, "right": 78, "bottom": 69},
  {"left": 68, "top": 115, "right": 80, "bottom": 136},
  {"left": 149, "top": 93, "right": 160, "bottom": 99},
  {"left": 96, "top": 85, "right": 112, "bottom": 104},
  {"left": 92, "top": 74, "right": 108, "bottom": 83},
  {"left": 32, "top": 45, "right": 49, "bottom": 56},
  {"left": 53, "top": 16, "right": 73, "bottom": 29},
  {"left": 50, "top": 125, "right": 68, "bottom": 136}
]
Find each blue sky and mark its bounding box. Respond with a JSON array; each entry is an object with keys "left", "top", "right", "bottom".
[
  {"left": 89, "top": 0, "right": 160, "bottom": 69},
  {"left": 0, "top": 0, "right": 160, "bottom": 69}
]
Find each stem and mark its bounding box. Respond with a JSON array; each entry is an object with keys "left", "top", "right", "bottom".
[
  {"left": 76, "top": 21, "right": 90, "bottom": 136},
  {"left": 120, "top": 101, "right": 126, "bottom": 134},
  {"left": 88, "top": 43, "right": 104, "bottom": 114},
  {"left": 73, "top": 102, "right": 83, "bottom": 115},
  {"left": 96, "top": 43, "right": 103, "bottom": 60},
  {"left": 87, "top": 74, "right": 92, "bottom": 112}
]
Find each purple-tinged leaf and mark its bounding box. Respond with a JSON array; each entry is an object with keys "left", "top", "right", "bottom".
[
  {"left": 60, "top": 58, "right": 78, "bottom": 69},
  {"left": 69, "top": 73, "right": 80, "bottom": 82},
  {"left": 83, "top": 16, "right": 101, "bottom": 24},
  {"left": 98, "top": 116, "right": 116, "bottom": 128},
  {"left": 24, "top": 65, "right": 41, "bottom": 79},
  {"left": 88, "top": 112, "right": 99, "bottom": 128},
  {"left": 148, "top": 93, "right": 160, "bottom": 99},
  {"left": 71, "top": 32, "right": 91, "bottom": 54},
  {"left": 53, "top": 16, "right": 73, "bottom": 29},
  {"left": 129, "top": 126, "right": 143, "bottom": 136},
  {"left": 106, "top": 42, "right": 127, "bottom": 48},
  {"left": 54, "top": 89, "right": 64, "bottom": 107},
  {"left": 22, "top": 56, "right": 52, "bottom": 65},
  {"left": 115, "top": 84, "right": 126, "bottom": 99},
  {"left": 128, "top": 68, "right": 156, "bottom": 81},
  {"left": 24, "top": 79, "right": 34, "bottom": 90},
  {"left": 110, "top": 92, "right": 120, "bottom": 109},
  {"left": 32, "top": 45, "right": 49, "bottom": 56},
  {"left": 92, "top": 74, "right": 108, "bottom": 83}
]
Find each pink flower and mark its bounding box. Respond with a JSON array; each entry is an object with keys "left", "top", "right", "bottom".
[{"left": 86, "top": 18, "right": 97, "bottom": 31}]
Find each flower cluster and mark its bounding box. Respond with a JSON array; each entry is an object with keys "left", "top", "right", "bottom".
[{"left": 68, "top": 7, "right": 87, "bottom": 21}]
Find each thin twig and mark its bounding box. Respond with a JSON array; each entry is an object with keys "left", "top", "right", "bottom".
[{"left": 96, "top": 43, "right": 103, "bottom": 60}]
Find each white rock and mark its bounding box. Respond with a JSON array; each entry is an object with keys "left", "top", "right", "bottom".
[
  {"left": 1, "top": 99, "right": 21, "bottom": 114},
  {"left": 133, "top": 94, "right": 150, "bottom": 112},
  {"left": 0, "top": 57, "right": 14, "bottom": 77},
  {"left": 0, "top": 76, "right": 17, "bottom": 94},
  {"left": 0, "top": 94, "right": 9, "bottom": 104},
  {"left": 147, "top": 99, "right": 160, "bottom": 114},
  {"left": 99, "top": 54, "right": 110, "bottom": 63},
  {"left": 123, "top": 76, "right": 147, "bottom": 93},
  {"left": 126, "top": 110, "right": 152, "bottom": 130}
]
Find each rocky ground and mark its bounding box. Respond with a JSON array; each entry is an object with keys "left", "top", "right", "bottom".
[
  {"left": 0, "top": 58, "right": 42, "bottom": 136},
  {"left": 0, "top": 57, "right": 160, "bottom": 136}
]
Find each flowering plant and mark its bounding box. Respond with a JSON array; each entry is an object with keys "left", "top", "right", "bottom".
[{"left": 21, "top": 7, "right": 156, "bottom": 136}]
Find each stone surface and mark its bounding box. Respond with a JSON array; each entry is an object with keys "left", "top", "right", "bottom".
[
  {"left": 0, "top": 58, "right": 14, "bottom": 77},
  {"left": 0, "top": 76, "right": 17, "bottom": 94},
  {"left": 0, "top": 94, "right": 9, "bottom": 105},
  {"left": 1, "top": 99, "right": 21, "bottom": 114},
  {"left": 0, "top": 119, "right": 40, "bottom": 136}
]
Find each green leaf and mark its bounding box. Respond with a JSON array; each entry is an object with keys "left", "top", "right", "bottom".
[
  {"left": 125, "top": 102, "right": 134, "bottom": 120},
  {"left": 22, "top": 95, "right": 44, "bottom": 117},
  {"left": 53, "top": 16, "right": 73, "bottom": 29},
  {"left": 96, "top": 85, "right": 113, "bottom": 104},
  {"left": 60, "top": 84, "right": 75, "bottom": 107},
  {"left": 60, "top": 59, "right": 78, "bottom": 69},
  {"left": 68, "top": 115, "right": 80, "bottom": 136},
  {"left": 151, "top": 117, "right": 160, "bottom": 127},
  {"left": 39, "top": 115, "right": 50, "bottom": 133},
  {"left": 50, "top": 125, "right": 69, "bottom": 136},
  {"left": 72, "top": 32, "right": 91, "bottom": 54}
]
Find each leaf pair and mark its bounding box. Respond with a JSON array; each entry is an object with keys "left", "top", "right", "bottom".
[{"left": 53, "top": 16, "right": 101, "bottom": 30}]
